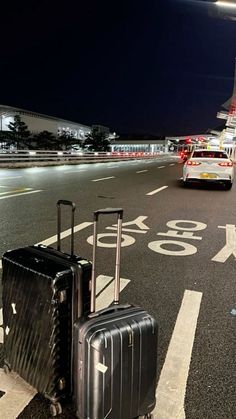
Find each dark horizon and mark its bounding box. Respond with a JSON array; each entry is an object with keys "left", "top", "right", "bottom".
[{"left": 1, "top": 0, "right": 236, "bottom": 137}]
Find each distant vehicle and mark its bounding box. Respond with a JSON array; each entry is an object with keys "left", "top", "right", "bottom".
[
  {"left": 179, "top": 149, "right": 192, "bottom": 162},
  {"left": 182, "top": 149, "right": 234, "bottom": 190}
]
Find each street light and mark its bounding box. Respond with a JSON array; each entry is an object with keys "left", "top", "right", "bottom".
[{"left": 216, "top": 1, "right": 236, "bottom": 8}]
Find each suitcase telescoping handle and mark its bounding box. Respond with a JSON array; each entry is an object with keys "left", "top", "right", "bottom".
[
  {"left": 90, "top": 208, "right": 123, "bottom": 313},
  {"left": 57, "top": 200, "right": 76, "bottom": 256}
]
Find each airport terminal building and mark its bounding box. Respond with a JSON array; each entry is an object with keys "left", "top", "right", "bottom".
[{"left": 0, "top": 104, "right": 91, "bottom": 140}]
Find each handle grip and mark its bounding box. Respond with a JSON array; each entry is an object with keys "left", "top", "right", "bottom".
[
  {"left": 57, "top": 200, "right": 76, "bottom": 210},
  {"left": 93, "top": 208, "right": 123, "bottom": 221},
  {"left": 57, "top": 200, "right": 76, "bottom": 255}
]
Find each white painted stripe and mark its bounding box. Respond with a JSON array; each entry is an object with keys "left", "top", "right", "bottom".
[
  {"left": 154, "top": 290, "right": 202, "bottom": 419},
  {"left": 0, "top": 188, "right": 33, "bottom": 196},
  {"left": 0, "top": 176, "right": 23, "bottom": 180},
  {"left": 158, "top": 166, "right": 165, "bottom": 169},
  {"left": 0, "top": 190, "right": 42, "bottom": 200},
  {"left": 95, "top": 275, "right": 114, "bottom": 295},
  {"left": 36, "top": 221, "right": 93, "bottom": 246},
  {"left": 136, "top": 170, "right": 148, "bottom": 173},
  {"left": 169, "top": 163, "right": 175, "bottom": 166},
  {"left": 96, "top": 277, "right": 130, "bottom": 311},
  {"left": 0, "top": 369, "right": 37, "bottom": 418},
  {"left": 92, "top": 176, "right": 115, "bottom": 182},
  {"left": 211, "top": 224, "right": 236, "bottom": 263},
  {"left": 146, "top": 186, "right": 168, "bottom": 196}
]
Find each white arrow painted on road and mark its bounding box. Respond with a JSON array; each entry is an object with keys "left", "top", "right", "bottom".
[{"left": 212, "top": 224, "right": 236, "bottom": 263}]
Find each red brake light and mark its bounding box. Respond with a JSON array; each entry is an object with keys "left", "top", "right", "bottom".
[
  {"left": 187, "top": 160, "right": 201, "bottom": 166},
  {"left": 218, "top": 162, "right": 233, "bottom": 167}
]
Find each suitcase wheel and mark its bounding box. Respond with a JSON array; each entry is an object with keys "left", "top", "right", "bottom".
[{"left": 50, "top": 402, "right": 62, "bottom": 416}]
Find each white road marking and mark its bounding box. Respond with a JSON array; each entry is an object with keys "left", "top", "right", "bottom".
[
  {"left": 0, "top": 190, "right": 42, "bottom": 200},
  {"left": 95, "top": 275, "right": 113, "bottom": 294},
  {"left": 154, "top": 290, "right": 202, "bottom": 419},
  {"left": 96, "top": 277, "right": 130, "bottom": 311},
  {"left": 146, "top": 186, "right": 168, "bottom": 196},
  {"left": 0, "top": 176, "right": 23, "bottom": 180},
  {"left": 212, "top": 224, "right": 236, "bottom": 263},
  {"left": 0, "top": 369, "right": 37, "bottom": 419},
  {"left": 136, "top": 170, "right": 148, "bottom": 173},
  {"left": 169, "top": 163, "right": 175, "bottom": 166},
  {"left": 157, "top": 166, "right": 165, "bottom": 169},
  {"left": 92, "top": 176, "right": 115, "bottom": 182},
  {"left": 36, "top": 222, "right": 93, "bottom": 247},
  {"left": 0, "top": 188, "right": 33, "bottom": 196}
]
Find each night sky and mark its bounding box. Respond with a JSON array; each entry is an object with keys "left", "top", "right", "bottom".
[{"left": 1, "top": 0, "right": 236, "bottom": 136}]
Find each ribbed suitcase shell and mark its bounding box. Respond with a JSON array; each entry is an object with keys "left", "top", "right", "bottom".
[
  {"left": 2, "top": 244, "right": 92, "bottom": 403},
  {"left": 74, "top": 306, "right": 158, "bottom": 419}
]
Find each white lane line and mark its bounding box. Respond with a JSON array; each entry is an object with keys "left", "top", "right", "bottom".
[
  {"left": 0, "top": 190, "right": 42, "bottom": 200},
  {"left": 154, "top": 290, "right": 202, "bottom": 419},
  {"left": 157, "top": 166, "right": 165, "bottom": 169},
  {"left": 169, "top": 164, "right": 175, "bottom": 166},
  {"left": 36, "top": 221, "right": 93, "bottom": 247},
  {"left": 0, "top": 176, "right": 23, "bottom": 180},
  {"left": 0, "top": 188, "right": 33, "bottom": 196},
  {"left": 146, "top": 186, "right": 168, "bottom": 196},
  {"left": 92, "top": 176, "right": 115, "bottom": 182},
  {"left": 136, "top": 170, "right": 148, "bottom": 173},
  {"left": 0, "top": 369, "right": 37, "bottom": 419}
]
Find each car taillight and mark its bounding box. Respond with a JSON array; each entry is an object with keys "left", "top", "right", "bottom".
[
  {"left": 218, "top": 162, "right": 233, "bottom": 167},
  {"left": 187, "top": 160, "right": 201, "bottom": 166}
]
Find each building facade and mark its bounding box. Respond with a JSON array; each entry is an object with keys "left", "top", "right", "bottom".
[{"left": 0, "top": 104, "right": 91, "bottom": 140}]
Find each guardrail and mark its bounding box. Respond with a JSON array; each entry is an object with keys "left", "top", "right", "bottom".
[{"left": 0, "top": 150, "right": 166, "bottom": 167}]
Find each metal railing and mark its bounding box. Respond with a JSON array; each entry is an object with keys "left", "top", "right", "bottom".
[{"left": 0, "top": 149, "right": 165, "bottom": 166}]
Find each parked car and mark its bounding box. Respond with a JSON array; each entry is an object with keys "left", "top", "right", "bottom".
[{"left": 182, "top": 149, "right": 234, "bottom": 189}]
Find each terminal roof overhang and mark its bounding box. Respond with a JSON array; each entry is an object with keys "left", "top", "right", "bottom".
[{"left": 0, "top": 104, "right": 91, "bottom": 130}]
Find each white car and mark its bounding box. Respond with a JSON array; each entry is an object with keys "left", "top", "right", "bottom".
[{"left": 183, "top": 149, "right": 234, "bottom": 189}]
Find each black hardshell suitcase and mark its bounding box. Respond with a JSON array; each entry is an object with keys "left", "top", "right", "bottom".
[
  {"left": 2, "top": 200, "right": 92, "bottom": 416},
  {"left": 74, "top": 208, "right": 158, "bottom": 419}
]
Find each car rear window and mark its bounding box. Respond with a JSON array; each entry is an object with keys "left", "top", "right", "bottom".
[{"left": 192, "top": 151, "right": 228, "bottom": 159}]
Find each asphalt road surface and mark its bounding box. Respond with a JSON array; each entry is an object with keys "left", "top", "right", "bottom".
[{"left": 0, "top": 155, "right": 236, "bottom": 419}]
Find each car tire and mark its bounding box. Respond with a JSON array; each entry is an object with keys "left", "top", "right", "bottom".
[
  {"left": 225, "top": 182, "right": 233, "bottom": 190},
  {"left": 183, "top": 180, "right": 188, "bottom": 188}
]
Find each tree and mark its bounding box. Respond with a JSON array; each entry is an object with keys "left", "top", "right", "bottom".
[
  {"left": 83, "top": 126, "right": 111, "bottom": 151},
  {"left": 58, "top": 131, "right": 81, "bottom": 150},
  {"left": 8, "top": 115, "right": 30, "bottom": 149},
  {"left": 33, "top": 131, "right": 58, "bottom": 150}
]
